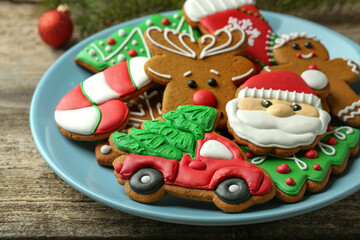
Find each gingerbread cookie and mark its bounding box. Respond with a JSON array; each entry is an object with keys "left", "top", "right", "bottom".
[
  {"left": 144, "top": 26, "right": 255, "bottom": 128},
  {"left": 226, "top": 70, "right": 331, "bottom": 157},
  {"left": 111, "top": 105, "right": 275, "bottom": 213},
  {"left": 75, "top": 11, "right": 201, "bottom": 73},
  {"left": 95, "top": 88, "right": 163, "bottom": 166},
  {"left": 55, "top": 55, "right": 154, "bottom": 141},
  {"left": 264, "top": 32, "right": 360, "bottom": 126},
  {"left": 243, "top": 126, "right": 360, "bottom": 202},
  {"left": 182, "top": 0, "right": 278, "bottom": 72}
]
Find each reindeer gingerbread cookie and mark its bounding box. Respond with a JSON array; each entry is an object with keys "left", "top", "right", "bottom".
[
  {"left": 263, "top": 32, "right": 360, "bottom": 126},
  {"left": 143, "top": 26, "right": 255, "bottom": 128}
]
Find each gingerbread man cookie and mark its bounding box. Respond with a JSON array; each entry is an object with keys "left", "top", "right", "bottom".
[
  {"left": 226, "top": 70, "right": 331, "bottom": 157},
  {"left": 264, "top": 32, "right": 360, "bottom": 126},
  {"left": 144, "top": 26, "right": 255, "bottom": 128},
  {"left": 111, "top": 105, "right": 275, "bottom": 213}
]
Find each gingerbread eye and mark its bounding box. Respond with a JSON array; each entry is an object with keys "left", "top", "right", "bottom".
[
  {"left": 291, "top": 103, "right": 302, "bottom": 111},
  {"left": 305, "top": 42, "right": 313, "bottom": 48},
  {"left": 188, "top": 80, "right": 197, "bottom": 88},
  {"left": 292, "top": 43, "right": 300, "bottom": 50},
  {"left": 208, "top": 78, "right": 217, "bottom": 87},
  {"left": 262, "top": 100, "right": 272, "bottom": 108}
]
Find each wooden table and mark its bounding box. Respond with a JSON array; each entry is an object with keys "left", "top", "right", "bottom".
[{"left": 1, "top": 1, "right": 360, "bottom": 238}]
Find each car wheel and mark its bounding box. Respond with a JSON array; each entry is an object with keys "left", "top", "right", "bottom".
[
  {"left": 129, "top": 168, "right": 164, "bottom": 195},
  {"left": 215, "top": 178, "right": 251, "bottom": 204}
]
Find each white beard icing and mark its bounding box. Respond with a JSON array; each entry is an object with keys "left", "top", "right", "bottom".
[{"left": 226, "top": 98, "right": 331, "bottom": 149}]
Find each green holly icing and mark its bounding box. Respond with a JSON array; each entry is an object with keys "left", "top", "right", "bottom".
[
  {"left": 76, "top": 11, "right": 202, "bottom": 72},
  {"left": 242, "top": 127, "right": 360, "bottom": 195},
  {"left": 112, "top": 105, "right": 218, "bottom": 160}
]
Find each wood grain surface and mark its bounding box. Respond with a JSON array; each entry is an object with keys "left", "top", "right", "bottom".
[{"left": 1, "top": 1, "right": 360, "bottom": 239}]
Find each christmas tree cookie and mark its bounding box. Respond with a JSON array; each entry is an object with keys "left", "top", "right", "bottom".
[
  {"left": 111, "top": 105, "right": 276, "bottom": 213},
  {"left": 75, "top": 11, "right": 202, "bottom": 73},
  {"left": 242, "top": 126, "right": 360, "bottom": 203}
]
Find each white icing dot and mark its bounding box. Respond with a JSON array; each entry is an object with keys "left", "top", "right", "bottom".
[
  {"left": 132, "top": 40, "right": 138, "bottom": 46},
  {"left": 117, "top": 54, "right": 125, "bottom": 62},
  {"left": 146, "top": 19, "right": 153, "bottom": 26},
  {"left": 118, "top": 29, "right": 126, "bottom": 37},
  {"left": 100, "top": 145, "right": 111, "bottom": 154},
  {"left": 95, "top": 57, "right": 99, "bottom": 62},
  {"left": 105, "top": 46, "right": 112, "bottom": 52},
  {"left": 111, "top": 60, "right": 116, "bottom": 64},
  {"left": 172, "top": 22, "right": 177, "bottom": 27},
  {"left": 141, "top": 175, "right": 151, "bottom": 184},
  {"left": 229, "top": 184, "right": 240, "bottom": 193},
  {"left": 173, "top": 13, "right": 180, "bottom": 19},
  {"left": 139, "top": 48, "right": 144, "bottom": 53},
  {"left": 89, "top": 49, "right": 96, "bottom": 56},
  {"left": 99, "top": 41, "right": 104, "bottom": 46},
  {"left": 182, "top": 30, "right": 187, "bottom": 33},
  {"left": 125, "top": 46, "right": 129, "bottom": 50}
]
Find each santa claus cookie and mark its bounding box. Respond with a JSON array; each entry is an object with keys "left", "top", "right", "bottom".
[
  {"left": 75, "top": 11, "right": 201, "bottom": 73},
  {"left": 55, "top": 56, "right": 154, "bottom": 141},
  {"left": 263, "top": 32, "right": 360, "bottom": 126},
  {"left": 226, "top": 70, "right": 331, "bottom": 157},
  {"left": 243, "top": 126, "right": 360, "bottom": 203},
  {"left": 182, "top": 0, "right": 278, "bottom": 72},
  {"left": 95, "top": 88, "right": 163, "bottom": 166},
  {"left": 144, "top": 26, "right": 255, "bottom": 128},
  {"left": 111, "top": 105, "right": 275, "bottom": 213}
]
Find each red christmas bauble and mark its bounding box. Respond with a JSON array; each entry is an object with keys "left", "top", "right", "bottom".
[{"left": 38, "top": 6, "right": 73, "bottom": 47}]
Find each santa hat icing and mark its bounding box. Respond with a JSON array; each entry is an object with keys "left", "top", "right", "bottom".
[{"left": 238, "top": 70, "right": 322, "bottom": 108}]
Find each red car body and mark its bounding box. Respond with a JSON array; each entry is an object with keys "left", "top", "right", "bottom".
[{"left": 117, "top": 133, "right": 271, "bottom": 196}]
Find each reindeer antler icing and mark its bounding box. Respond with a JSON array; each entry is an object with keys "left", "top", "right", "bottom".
[
  {"left": 199, "top": 27, "right": 246, "bottom": 59},
  {"left": 146, "top": 26, "right": 197, "bottom": 59}
]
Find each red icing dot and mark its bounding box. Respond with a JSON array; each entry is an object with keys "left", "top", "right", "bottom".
[
  {"left": 114, "top": 163, "right": 122, "bottom": 173},
  {"left": 308, "top": 64, "right": 318, "bottom": 70},
  {"left": 286, "top": 177, "right": 295, "bottom": 186},
  {"left": 305, "top": 149, "right": 318, "bottom": 159},
  {"left": 296, "top": 53, "right": 302, "bottom": 58},
  {"left": 326, "top": 137, "right": 337, "bottom": 145},
  {"left": 327, "top": 125, "right": 333, "bottom": 131},
  {"left": 161, "top": 17, "right": 170, "bottom": 25},
  {"left": 311, "top": 51, "right": 316, "bottom": 57},
  {"left": 313, "top": 164, "right": 322, "bottom": 171},
  {"left": 128, "top": 49, "right": 137, "bottom": 57},
  {"left": 245, "top": 152, "right": 253, "bottom": 159},
  {"left": 107, "top": 38, "right": 116, "bottom": 45},
  {"left": 276, "top": 163, "right": 290, "bottom": 174},
  {"left": 192, "top": 90, "right": 217, "bottom": 107}
]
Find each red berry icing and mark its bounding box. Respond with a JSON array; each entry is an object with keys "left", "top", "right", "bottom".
[
  {"left": 114, "top": 163, "right": 122, "bottom": 173},
  {"left": 326, "top": 137, "right": 337, "bottom": 145},
  {"left": 107, "top": 38, "right": 116, "bottom": 45},
  {"left": 245, "top": 151, "right": 253, "bottom": 159},
  {"left": 305, "top": 149, "right": 318, "bottom": 159},
  {"left": 128, "top": 49, "right": 137, "bottom": 57},
  {"left": 161, "top": 18, "right": 170, "bottom": 25},
  {"left": 313, "top": 164, "right": 322, "bottom": 171},
  {"left": 296, "top": 53, "right": 302, "bottom": 58},
  {"left": 276, "top": 163, "right": 290, "bottom": 174},
  {"left": 308, "top": 64, "right": 318, "bottom": 70},
  {"left": 327, "top": 125, "right": 333, "bottom": 131},
  {"left": 286, "top": 177, "right": 295, "bottom": 186},
  {"left": 192, "top": 90, "right": 217, "bottom": 107}
]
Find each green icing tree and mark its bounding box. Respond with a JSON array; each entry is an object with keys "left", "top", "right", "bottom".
[{"left": 112, "top": 105, "right": 218, "bottom": 160}]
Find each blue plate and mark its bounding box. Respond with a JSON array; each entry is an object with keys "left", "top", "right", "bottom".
[{"left": 30, "top": 10, "right": 360, "bottom": 226}]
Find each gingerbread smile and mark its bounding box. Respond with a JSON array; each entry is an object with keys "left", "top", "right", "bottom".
[{"left": 296, "top": 51, "right": 316, "bottom": 59}]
